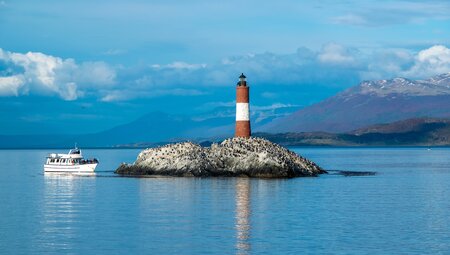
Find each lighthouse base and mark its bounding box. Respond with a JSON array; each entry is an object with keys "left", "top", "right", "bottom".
[{"left": 235, "top": 121, "right": 251, "bottom": 138}]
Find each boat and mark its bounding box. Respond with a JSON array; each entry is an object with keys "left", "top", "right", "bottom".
[{"left": 44, "top": 147, "right": 98, "bottom": 173}]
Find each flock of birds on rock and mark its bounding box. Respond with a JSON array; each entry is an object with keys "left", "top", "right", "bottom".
[{"left": 125, "top": 137, "right": 323, "bottom": 176}]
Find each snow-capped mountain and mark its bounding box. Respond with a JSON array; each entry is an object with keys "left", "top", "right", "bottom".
[
  {"left": 261, "top": 73, "right": 450, "bottom": 133},
  {"left": 343, "top": 73, "right": 450, "bottom": 97}
]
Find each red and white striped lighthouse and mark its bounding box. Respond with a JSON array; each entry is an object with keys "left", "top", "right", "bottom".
[{"left": 235, "top": 73, "right": 251, "bottom": 138}]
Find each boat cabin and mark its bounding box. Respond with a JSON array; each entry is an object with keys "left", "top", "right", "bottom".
[{"left": 45, "top": 148, "right": 98, "bottom": 166}]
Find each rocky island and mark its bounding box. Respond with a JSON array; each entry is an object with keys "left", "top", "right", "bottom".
[
  {"left": 115, "top": 137, "right": 326, "bottom": 178},
  {"left": 115, "top": 74, "right": 326, "bottom": 178}
]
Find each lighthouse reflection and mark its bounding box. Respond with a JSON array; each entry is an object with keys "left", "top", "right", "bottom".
[{"left": 235, "top": 178, "right": 251, "bottom": 255}]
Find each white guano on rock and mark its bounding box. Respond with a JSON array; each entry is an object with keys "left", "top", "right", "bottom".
[{"left": 115, "top": 137, "right": 326, "bottom": 178}]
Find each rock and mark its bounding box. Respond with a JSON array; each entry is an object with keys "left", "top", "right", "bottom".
[{"left": 114, "top": 137, "right": 326, "bottom": 178}]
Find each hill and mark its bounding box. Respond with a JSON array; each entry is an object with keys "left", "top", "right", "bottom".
[
  {"left": 257, "top": 118, "right": 450, "bottom": 146},
  {"left": 261, "top": 73, "right": 450, "bottom": 133}
]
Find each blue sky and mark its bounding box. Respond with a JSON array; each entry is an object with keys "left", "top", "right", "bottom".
[{"left": 0, "top": 0, "right": 449, "bottom": 135}]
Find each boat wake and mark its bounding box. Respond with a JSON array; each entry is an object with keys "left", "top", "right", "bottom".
[
  {"left": 326, "top": 170, "right": 377, "bottom": 176},
  {"left": 43, "top": 170, "right": 116, "bottom": 178}
]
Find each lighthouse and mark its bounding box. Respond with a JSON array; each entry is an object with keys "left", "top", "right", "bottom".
[{"left": 235, "top": 73, "right": 251, "bottom": 138}]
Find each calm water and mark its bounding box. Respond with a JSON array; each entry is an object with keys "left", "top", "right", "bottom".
[{"left": 0, "top": 147, "right": 449, "bottom": 254}]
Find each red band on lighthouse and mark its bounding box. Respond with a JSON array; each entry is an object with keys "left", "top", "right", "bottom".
[{"left": 235, "top": 73, "right": 251, "bottom": 138}]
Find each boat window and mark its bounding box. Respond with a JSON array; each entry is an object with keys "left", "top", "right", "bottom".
[{"left": 70, "top": 149, "right": 80, "bottom": 154}]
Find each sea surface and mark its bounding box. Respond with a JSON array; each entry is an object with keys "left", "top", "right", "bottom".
[{"left": 0, "top": 147, "right": 449, "bottom": 254}]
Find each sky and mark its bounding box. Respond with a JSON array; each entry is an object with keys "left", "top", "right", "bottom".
[{"left": 0, "top": 0, "right": 449, "bottom": 135}]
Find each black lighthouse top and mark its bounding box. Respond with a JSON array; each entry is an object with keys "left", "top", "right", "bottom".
[{"left": 237, "top": 73, "right": 247, "bottom": 86}]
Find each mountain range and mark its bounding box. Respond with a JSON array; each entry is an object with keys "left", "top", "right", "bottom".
[
  {"left": 261, "top": 73, "right": 450, "bottom": 133},
  {"left": 1, "top": 73, "right": 450, "bottom": 148},
  {"left": 257, "top": 117, "right": 450, "bottom": 146}
]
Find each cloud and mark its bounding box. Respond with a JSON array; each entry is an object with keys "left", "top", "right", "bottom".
[
  {"left": 405, "top": 45, "right": 450, "bottom": 77},
  {"left": 0, "top": 48, "right": 116, "bottom": 100},
  {"left": 331, "top": 1, "right": 450, "bottom": 27},
  {"left": 152, "top": 61, "right": 207, "bottom": 70},
  {"left": 360, "top": 45, "right": 450, "bottom": 80},
  {"left": 0, "top": 75, "right": 24, "bottom": 96},
  {"left": 193, "top": 102, "right": 299, "bottom": 123},
  {"left": 331, "top": 14, "right": 367, "bottom": 26},
  {"left": 100, "top": 88, "right": 206, "bottom": 102},
  {"left": 1, "top": 44, "right": 450, "bottom": 102},
  {"left": 318, "top": 43, "right": 356, "bottom": 64},
  {"left": 76, "top": 62, "right": 116, "bottom": 87},
  {"left": 252, "top": 103, "right": 299, "bottom": 123},
  {"left": 252, "top": 103, "right": 299, "bottom": 111},
  {"left": 102, "top": 49, "right": 126, "bottom": 56}
]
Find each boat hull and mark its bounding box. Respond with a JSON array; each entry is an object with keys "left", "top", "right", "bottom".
[{"left": 44, "top": 163, "right": 98, "bottom": 173}]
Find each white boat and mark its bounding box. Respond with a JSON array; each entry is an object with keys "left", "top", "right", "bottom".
[{"left": 44, "top": 147, "right": 98, "bottom": 173}]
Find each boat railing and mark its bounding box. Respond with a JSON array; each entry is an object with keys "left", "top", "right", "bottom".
[
  {"left": 81, "top": 158, "right": 99, "bottom": 164},
  {"left": 45, "top": 156, "right": 98, "bottom": 165}
]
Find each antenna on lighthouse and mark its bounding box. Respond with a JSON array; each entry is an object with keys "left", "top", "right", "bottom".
[{"left": 235, "top": 73, "right": 251, "bottom": 138}]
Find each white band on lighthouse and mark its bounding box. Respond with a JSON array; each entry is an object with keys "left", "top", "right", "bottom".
[{"left": 236, "top": 103, "right": 250, "bottom": 121}]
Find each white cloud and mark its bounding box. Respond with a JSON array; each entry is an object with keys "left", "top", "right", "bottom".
[
  {"left": 330, "top": 1, "right": 450, "bottom": 27},
  {"left": 0, "top": 48, "right": 116, "bottom": 100},
  {"left": 192, "top": 102, "right": 299, "bottom": 123},
  {"left": 100, "top": 88, "right": 206, "bottom": 102},
  {"left": 76, "top": 62, "right": 116, "bottom": 87},
  {"left": 252, "top": 103, "right": 299, "bottom": 123},
  {"left": 405, "top": 45, "right": 450, "bottom": 77},
  {"left": 100, "top": 91, "right": 125, "bottom": 102},
  {"left": 252, "top": 103, "right": 299, "bottom": 111},
  {"left": 0, "top": 75, "right": 24, "bottom": 96},
  {"left": 331, "top": 14, "right": 367, "bottom": 26},
  {"left": 318, "top": 43, "right": 356, "bottom": 64},
  {"left": 1, "top": 44, "right": 450, "bottom": 102},
  {"left": 153, "top": 61, "right": 207, "bottom": 70}
]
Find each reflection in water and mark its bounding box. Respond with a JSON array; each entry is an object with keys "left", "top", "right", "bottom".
[
  {"left": 37, "top": 173, "right": 89, "bottom": 253},
  {"left": 235, "top": 178, "right": 251, "bottom": 255}
]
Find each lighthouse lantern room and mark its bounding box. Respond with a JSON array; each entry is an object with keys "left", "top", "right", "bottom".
[{"left": 235, "top": 73, "right": 251, "bottom": 138}]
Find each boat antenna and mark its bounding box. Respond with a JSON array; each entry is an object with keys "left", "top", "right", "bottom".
[{"left": 75, "top": 142, "right": 78, "bottom": 149}]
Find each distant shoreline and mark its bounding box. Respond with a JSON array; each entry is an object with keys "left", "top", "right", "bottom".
[{"left": 2, "top": 144, "right": 450, "bottom": 150}]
